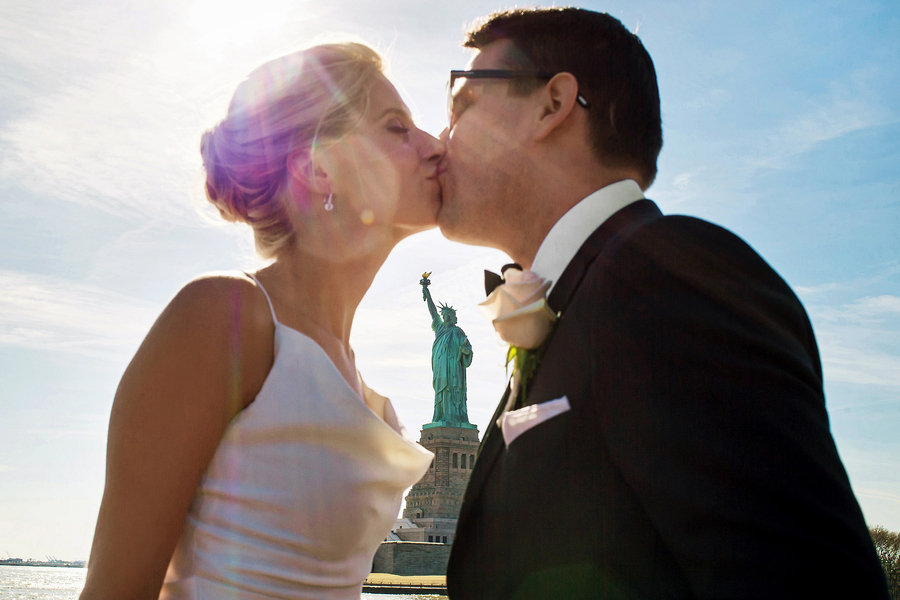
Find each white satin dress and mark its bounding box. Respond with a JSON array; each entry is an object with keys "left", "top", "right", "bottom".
[{"left": 161, "top": 275, "right": 433, "bottom": 599}]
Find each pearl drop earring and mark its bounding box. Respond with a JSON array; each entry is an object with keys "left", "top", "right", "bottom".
[{"left": 324, "top": 193, "right": 334, "bottom": 212}]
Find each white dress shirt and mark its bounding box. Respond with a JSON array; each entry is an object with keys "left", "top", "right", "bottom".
[
  {"left": 531, "top": 179, "right": 645, "bottom": 294},
  {"left": 496, "top": 180, "right": 645, "bottom": 434}
]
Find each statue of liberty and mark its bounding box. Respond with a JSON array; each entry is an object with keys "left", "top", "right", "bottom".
[{"left": 420, "top": 272, "right": 475, "bottom": 428}]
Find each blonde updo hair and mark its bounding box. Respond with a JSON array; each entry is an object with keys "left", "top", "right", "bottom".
[{"left": 201, "top": 43, "right": 384, "bottom": 258}]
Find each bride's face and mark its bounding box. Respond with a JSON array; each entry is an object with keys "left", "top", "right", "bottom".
[{"left": 323, "top": 74, "right": 444, "bottom": 232}]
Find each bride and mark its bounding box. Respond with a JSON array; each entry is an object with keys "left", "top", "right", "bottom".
[{"left": 80, "top": 43, "right": 442, "bottom": 599}]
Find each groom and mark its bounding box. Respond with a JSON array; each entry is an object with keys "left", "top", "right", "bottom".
[{"left": 438, "top": 8, "right": 888, "bottom": 599}]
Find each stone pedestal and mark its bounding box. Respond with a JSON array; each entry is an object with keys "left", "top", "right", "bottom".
[
  {"left": 372, "top": 541, "right": 452, "bottom": 576},
  {"left": 398, "top": 425, "right": 480, "bottom": 546}
]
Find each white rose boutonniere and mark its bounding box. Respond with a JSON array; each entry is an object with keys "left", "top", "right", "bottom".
[
  {"left": 479, "top": 267, "right": 558, "bottom": 407},
  {"left": 478, "top": 268, "right": 557, "bottom": 349}
]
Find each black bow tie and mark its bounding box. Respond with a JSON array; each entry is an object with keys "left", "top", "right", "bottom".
[{"left": 484, "top": 263, "right": 523, "bottom": 296}]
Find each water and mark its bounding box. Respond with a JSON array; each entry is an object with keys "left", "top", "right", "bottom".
[
  {"left": 0, "top": 567, "right": 87, "bottom": 600},
  {"left": 0, "top": 566, "right": 446, "bottom": 599}
]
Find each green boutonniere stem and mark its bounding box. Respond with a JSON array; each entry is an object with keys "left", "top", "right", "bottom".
[{"left": 506, "top": 345, "right": 541, "bottom": 406}]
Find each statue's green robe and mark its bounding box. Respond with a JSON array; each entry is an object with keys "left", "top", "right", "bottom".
[{"left": 431, "top": 322, "right": 473, "bottom": 424}]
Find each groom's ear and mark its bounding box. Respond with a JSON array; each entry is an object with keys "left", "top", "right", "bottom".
[{"left": 532, "top": 72, "right": 582, "bottom": 142}]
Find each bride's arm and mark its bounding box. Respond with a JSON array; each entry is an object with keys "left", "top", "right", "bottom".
[{"left": 79, "top": 275, "right": 272, "bottom": 600}]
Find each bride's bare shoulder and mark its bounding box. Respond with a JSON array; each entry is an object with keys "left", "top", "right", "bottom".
[
  {"left": 140, "top": 272, "right": 274, "bottom": 362},
  {"left": 165, "top": 271, "right": 268, "bottom": 323},
  {"left": 125, "top": 271, "right": 274, "bottom": 411},
  {"left": 177, "top": 270, "right": 260, "bottom": 302}
]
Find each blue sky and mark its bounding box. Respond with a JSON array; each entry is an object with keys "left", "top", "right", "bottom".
[{"left": 1, "top": 0, "right": 897, "bottom": 560}]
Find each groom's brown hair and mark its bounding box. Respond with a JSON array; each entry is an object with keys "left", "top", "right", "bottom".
[{"left": 465, "top": 7, "right": 663, "bottom": 186}]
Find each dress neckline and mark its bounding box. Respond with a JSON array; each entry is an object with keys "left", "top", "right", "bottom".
[
  {"left": 272, "top": 316, "right": 421, "bottom": 449},
  {"left": 244, "top": 271, "right": 420, "bottom": 447}
]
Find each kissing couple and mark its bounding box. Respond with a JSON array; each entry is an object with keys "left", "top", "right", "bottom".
[{"left": 79, "top": 7, "right": 889, "bottom": 600}]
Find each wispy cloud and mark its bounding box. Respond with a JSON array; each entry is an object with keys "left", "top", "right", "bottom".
[
  {"left": 672, "top": 171, "right": 694, "bottom": 191},
  {"left": 750, "top": 60, "right": 896, "bottom": 171},
  {"left": 754, "top": 100, "right": 882, "bottom": 169},
  {"left": 0, "top": 270, "right": 157, "bottom": 359},
  {"left": 0, "top": 1, "right": 322, "bottom": 221},
  {"left": 857, "top": 487, "right": 900, "bottom": 506},
  {"left": 850, "top": 295, "right": 900, "bottom": 316},
  {"left": 806, "top": 294, "right": 900, "bottom": 388},
  {"left": 27, "top": 413, "right": 109, "bottom": 443},
  {"left": 684, "top": 87, "right": 732, "bottom": 111},
  {"left": 0, "top": 53, "right": 208, "bottom": 220},
  {"left": 796, "top": 262, "right": 900, "bottom": 301},
  {"left": 0, "top": 2, "right": 158, "bottom": 89},
  {"left": 815, "top": 294, "right": 900, "bottom": 325},
  {"left": 818, "top": 340, "right": 900, "bottom": 388},
  {"left": 794, "top": 282, "right": 842, "bottom": 297}
]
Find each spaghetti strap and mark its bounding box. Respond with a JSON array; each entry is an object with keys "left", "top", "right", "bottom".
[{"left": 245, "top": 272, "right": 279, "bottom": 324}]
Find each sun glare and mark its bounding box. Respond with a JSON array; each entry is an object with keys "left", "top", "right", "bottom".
[{"left": 187, "top": 0, "right": 299, "bottom": 55}]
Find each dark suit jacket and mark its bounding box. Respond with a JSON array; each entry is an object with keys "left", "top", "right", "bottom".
[{"left": 447, "top": 200, "right": 888, "bottom": 599}]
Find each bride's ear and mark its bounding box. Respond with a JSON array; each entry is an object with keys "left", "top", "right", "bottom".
[{"left": 287, "top": 149, "right": 330, "bottom": 195}]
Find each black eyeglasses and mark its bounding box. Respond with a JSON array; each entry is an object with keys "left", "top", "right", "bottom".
[{"left": 448, "top": 69, "right": 590, "bottom": 125}]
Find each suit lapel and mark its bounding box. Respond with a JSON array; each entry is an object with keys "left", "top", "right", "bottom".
[
  {"left": 547, "top": 199, "right": 662, "bottom": 313},
  {"left": 454, "top": 383, "right": 509, "bottom": 533},
  {"left": 456, "top": 199, "right": 664, "bottom": 530}
]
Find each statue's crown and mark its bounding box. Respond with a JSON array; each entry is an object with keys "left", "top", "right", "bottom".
[{"left": 439, "top": 302, "right": 456, "bottom": 314}]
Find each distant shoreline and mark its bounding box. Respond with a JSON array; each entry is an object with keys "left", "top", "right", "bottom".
[{"left": 0, "top": 560, "right": 86, "bottom": 568}]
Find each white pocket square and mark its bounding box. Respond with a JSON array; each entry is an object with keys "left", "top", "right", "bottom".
[{"left": 500, "top": 395, "right": 571, "bottom": 447}]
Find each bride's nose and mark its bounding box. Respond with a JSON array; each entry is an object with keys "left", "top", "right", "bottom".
[{"left": 419, "top": 130, "right": 445, "bottom": 163}]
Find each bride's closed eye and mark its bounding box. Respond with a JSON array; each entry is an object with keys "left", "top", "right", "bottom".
[{"left": 387, "top": 119, "right": 410, "bottom": 136}]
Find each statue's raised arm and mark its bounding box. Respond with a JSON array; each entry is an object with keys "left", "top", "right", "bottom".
[{"left": 420, "top": 272, "right": 441, "bottom": 331}]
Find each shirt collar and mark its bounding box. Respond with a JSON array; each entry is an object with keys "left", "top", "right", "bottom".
[{"left": 531, "top": 179, "right": 644, "bottom": 293}]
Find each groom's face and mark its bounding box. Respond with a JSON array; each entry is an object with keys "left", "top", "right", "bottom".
[{"left": 438, "top": 40, "right": 535, "bottom": 247}]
